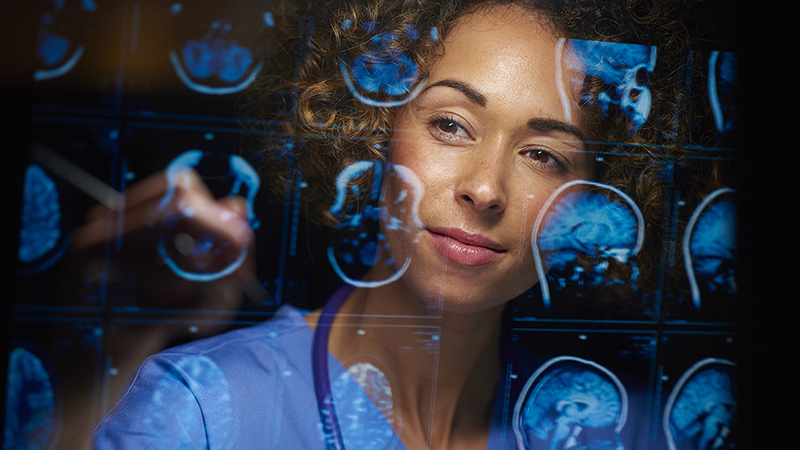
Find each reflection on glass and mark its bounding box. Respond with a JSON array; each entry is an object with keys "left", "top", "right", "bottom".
[
  {"left": 533, "top": 180, "right": 644, "bottom": 309},
  {"left": 684, "top": 188, "right": 736, "bottom": 310},
  {"left": 664, "top": 358, "right": 736, "bottom": 450},
  {"left": 513, "top": 356, "right": 627, "bottom": 450},
  {"left": 565, "top": 39, "right": 657, "bottom": 133},
  {"left": 708, "top": 51, "right": 737, "bottom": 134},
  {"left": 339, "top": 22, "right": 428, "bottom": 107},
  {"left": 157, "top": 150, "right": 259, "bottom": 281},
  {"left": 4, "top": 345, "right": 60, "bottom": 450},
  {"left": 19, "top": 164, "right": 69, "bottom": 276},
  {"left": 168, "top": 3, "right": 273, "bottom": 95},
  {"left": 35, "top": 0, "right": 97, "bottom": 81},
  {"left": 328, "top": 161, "right": 423, "bottom": 288},
  {"left": 329, "top": 362, "right": 400, "bottom": 450}
]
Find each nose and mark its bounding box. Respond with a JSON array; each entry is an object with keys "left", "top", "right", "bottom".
[{"left": 454, "top": 148, "right": 508, "bottom": 214}]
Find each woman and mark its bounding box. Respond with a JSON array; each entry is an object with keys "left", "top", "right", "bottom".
[{"left": 92, "top": 0, "right": 712, "bottom": 448}]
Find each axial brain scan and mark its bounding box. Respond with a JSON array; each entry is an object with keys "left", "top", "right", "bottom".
[
  {"left": 513, "top": 356, "right": 627, "bottom": 450},
  {"left": 534, "top": 181, "right": 643, "bottom": 309},
  {"left": 328, "top": 161, "right": 424, "bottom": 288},
  {"left": 167, "top": 3, "right": 274, "bottom": 95},
  {"left": 19, "top": 164, "right": 68, "bottom": 276},
  {"left": 156, "top": 150, "right": 260, "bottom": 281},
  {"left": 35, "top": 0, "right": 97, "bottom": 81},
  {"left": 665, "top": 358, "right": 736, "bottom": 450},
  {"left": 4, "top": 345, "right": 59, "bottom": 450},
  {"left": 339, "top": 22, "right": 431, "bottom": 107}
]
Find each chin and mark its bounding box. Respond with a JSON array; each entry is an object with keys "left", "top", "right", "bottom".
[{"left": 401, "top": 272, "right": 534, "bottom": 315}]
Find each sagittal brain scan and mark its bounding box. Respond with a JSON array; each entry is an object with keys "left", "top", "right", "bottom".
[
  {"left": 328, "top": 161, "right": 424, "bottom": 288},
  {"left": 156, "top": 150, "right": 261, "bottom": 281},
  {"left": 339, "top": 21, "right": 432, "bottom": 107},
  {"left": 167, "top": 2, "right": 274, "bottom": 95},
  {"left": 664, "top": 358, "right": 736, "bottom": 450},
  {"left": 4, "top": 344, "right": 60, "bottom": 450},
  {"left": 684, "top": 188, "right": 736, "bottom": 310},
  {"left": 35, "top": 0, "right": 97, "bottom": 81},
  {"left": 564, "top": 39, "right": 657, "bottom": 132},
  {"left": 708, "top": 51, "right": 736, "bottom": 135},
  {"left": 329, "top": 362, "right": 400, "bottom": 450},
  {"left": 19, "top": 164, "right": 69, "bottom": 276},
  {"left": 533, "top": 181, "right": 644, "bottom": 310},
  {"left": 513, "top": 356, "right": 627, "bottom": 450}
]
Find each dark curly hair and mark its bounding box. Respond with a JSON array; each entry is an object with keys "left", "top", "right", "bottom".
[{"left": 249, "top": 0, "right": 732, "bottom": 302}]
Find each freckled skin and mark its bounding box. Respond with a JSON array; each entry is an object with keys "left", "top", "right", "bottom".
[{"left": 376, "top": 10, "right": 596, "bottom": 313}]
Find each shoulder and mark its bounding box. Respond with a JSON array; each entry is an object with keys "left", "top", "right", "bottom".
[{"left": 92, "top": 305, "right": 319, "bottom": 449}]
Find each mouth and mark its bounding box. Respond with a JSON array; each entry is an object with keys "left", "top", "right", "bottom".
[{"left": 426, "top": 227, "right": 506, "bottom": 266}]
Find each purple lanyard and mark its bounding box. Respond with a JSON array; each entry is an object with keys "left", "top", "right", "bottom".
[{"left": 311, "top": 283, "right": 355, "bottom": 450}]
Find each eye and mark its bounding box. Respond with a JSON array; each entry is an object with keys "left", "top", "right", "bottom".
[
  {"left": 522, "top": 148, "right": 566, "bottom": 172},
  {"left": 428, "top": 114, "right": 471, "bottom": 141}
]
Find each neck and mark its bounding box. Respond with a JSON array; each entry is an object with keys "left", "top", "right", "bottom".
[{"left": 311, "top": 277, "right": 505, "bottom": 449}]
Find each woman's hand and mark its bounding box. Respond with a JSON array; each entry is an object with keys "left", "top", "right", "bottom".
[{"left": 67, "top": 168, "right": 256, "bottom": 313}]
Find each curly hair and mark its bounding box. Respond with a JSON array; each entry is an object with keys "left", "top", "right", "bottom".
[{"left": 249, "top": 0, "right": 732, "bottom": 299}]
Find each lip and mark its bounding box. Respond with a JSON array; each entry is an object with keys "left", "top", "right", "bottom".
[{"left": 427, "top": 227, "right": 506, "bottom": 266}]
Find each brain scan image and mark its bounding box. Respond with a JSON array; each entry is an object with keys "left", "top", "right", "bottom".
[
  {"left": 167, "top": 3, "right": 274, "bottom": 95},
  {"left": 513, "top": 356, "right": 627, "bottom": 450},
  {"left": 328, "top": 161, "right": 424, "bottom": 288},
  {"left": 684, "top": 188, "right": 736, "bottom": 310},
  {"left": 34, "top": 0, "right": 97, "bottom": 81},
  {"left": 156, "top": 150, "right": 260, "bottom": 281},
  {"left": 664, "top": 358, "right": 736, "bottom": 450},
  {"left": 708, "top": 51, "right": 736, "bottom": 135},
  {"left": 19, "top": 164, "right": 70, "bottom": 276},
  {"left": 339, "top": 22, "right": 432, "bottom": 107},
  {"left": 4, "top": 345, "right": 60, "bottom": 450},
  {"left": 563, "top": 39, "right": 657, "bottom": 133},
  {"left": 533, "top": 181, "right": 644, "bottom": 310},
  {"left": 329, "top": 361, "right": 400, "bottom": 450}
]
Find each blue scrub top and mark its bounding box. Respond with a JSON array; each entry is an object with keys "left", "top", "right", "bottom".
[{"left": 92, "top": 304, "right": 519, "bottom": 450}]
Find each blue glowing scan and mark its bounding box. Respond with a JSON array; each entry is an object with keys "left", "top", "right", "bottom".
[
  {"left": 4, "top": 345, "right": 59, "bottom": 450},
  {"left": 563, "top": 39, "right": 657, "bottom": 132},
  {"left": 34, "top": 0, "right": 97, "bottom": 81},
  {"left": 328, "top": 161, "right": 424, "bottom": 288},
  {"left": 148, "top": 356, "right": 234, "bottom": 450},
  {"left": 156, "top": 150, "right": 260, "bottom": 282},
  {"left": 168, "top": 5, "right": 274, "bottom": 95},
  {"left": 513, "top": 356, "right": 627, "bottom": 450},
  {"left": 708, "top": 51, "right": 737, "bottom": 135},
  {"left": 664, "top": 358, "right": 736, "bottom": 450},
  {"left": 339, "top": 22, "right": 429, "bottom": 107},
  {"left": 533, "top": 181, "right": 644, "bottom": 309},
  {"left": 328, "top": 362, "right": 400, "bottom": 450},
  {"left": 684, "top": 188, "right": 736, "bottom": 310},
  {"left": 19, "top": 164, "right": 69, "bottom": 276}
]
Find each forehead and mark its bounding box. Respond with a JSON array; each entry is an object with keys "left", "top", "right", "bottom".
[{"left": 427, "top": 6, "right": 578, "bottom": 125}]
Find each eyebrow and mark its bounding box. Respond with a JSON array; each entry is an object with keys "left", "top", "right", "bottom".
[
  {"left": 425, "top": 79, "right": 587, "bottom": 144},
  {"left": 424, "top": 79, "right": 487, "bottom": 107},
  {"left": 527, "top": 118, "right": 588, "bottom": 145}
]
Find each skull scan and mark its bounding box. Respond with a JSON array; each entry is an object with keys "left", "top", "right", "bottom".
[
  {"left": 328, "top": 161, "right": 424, "bottom": 288},
  {"left": 664, "top": 358, "right": 736, "bottom": 450},
  {"left": 513, "top": 356, "right": 627, "bottom": 450},
  {"left": 533, "top": 181, "right": 644, "bottom": 310},
  {"left": 156, "top": 150, "right": 260, "bottom": 282},
  {"left": 684, "top": 189, "right": 736, "bottom": 310}
]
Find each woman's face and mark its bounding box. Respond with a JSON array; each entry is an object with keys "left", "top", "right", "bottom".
[{"left": 381, "top": 6, "right": 595, "bottom": 313}]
